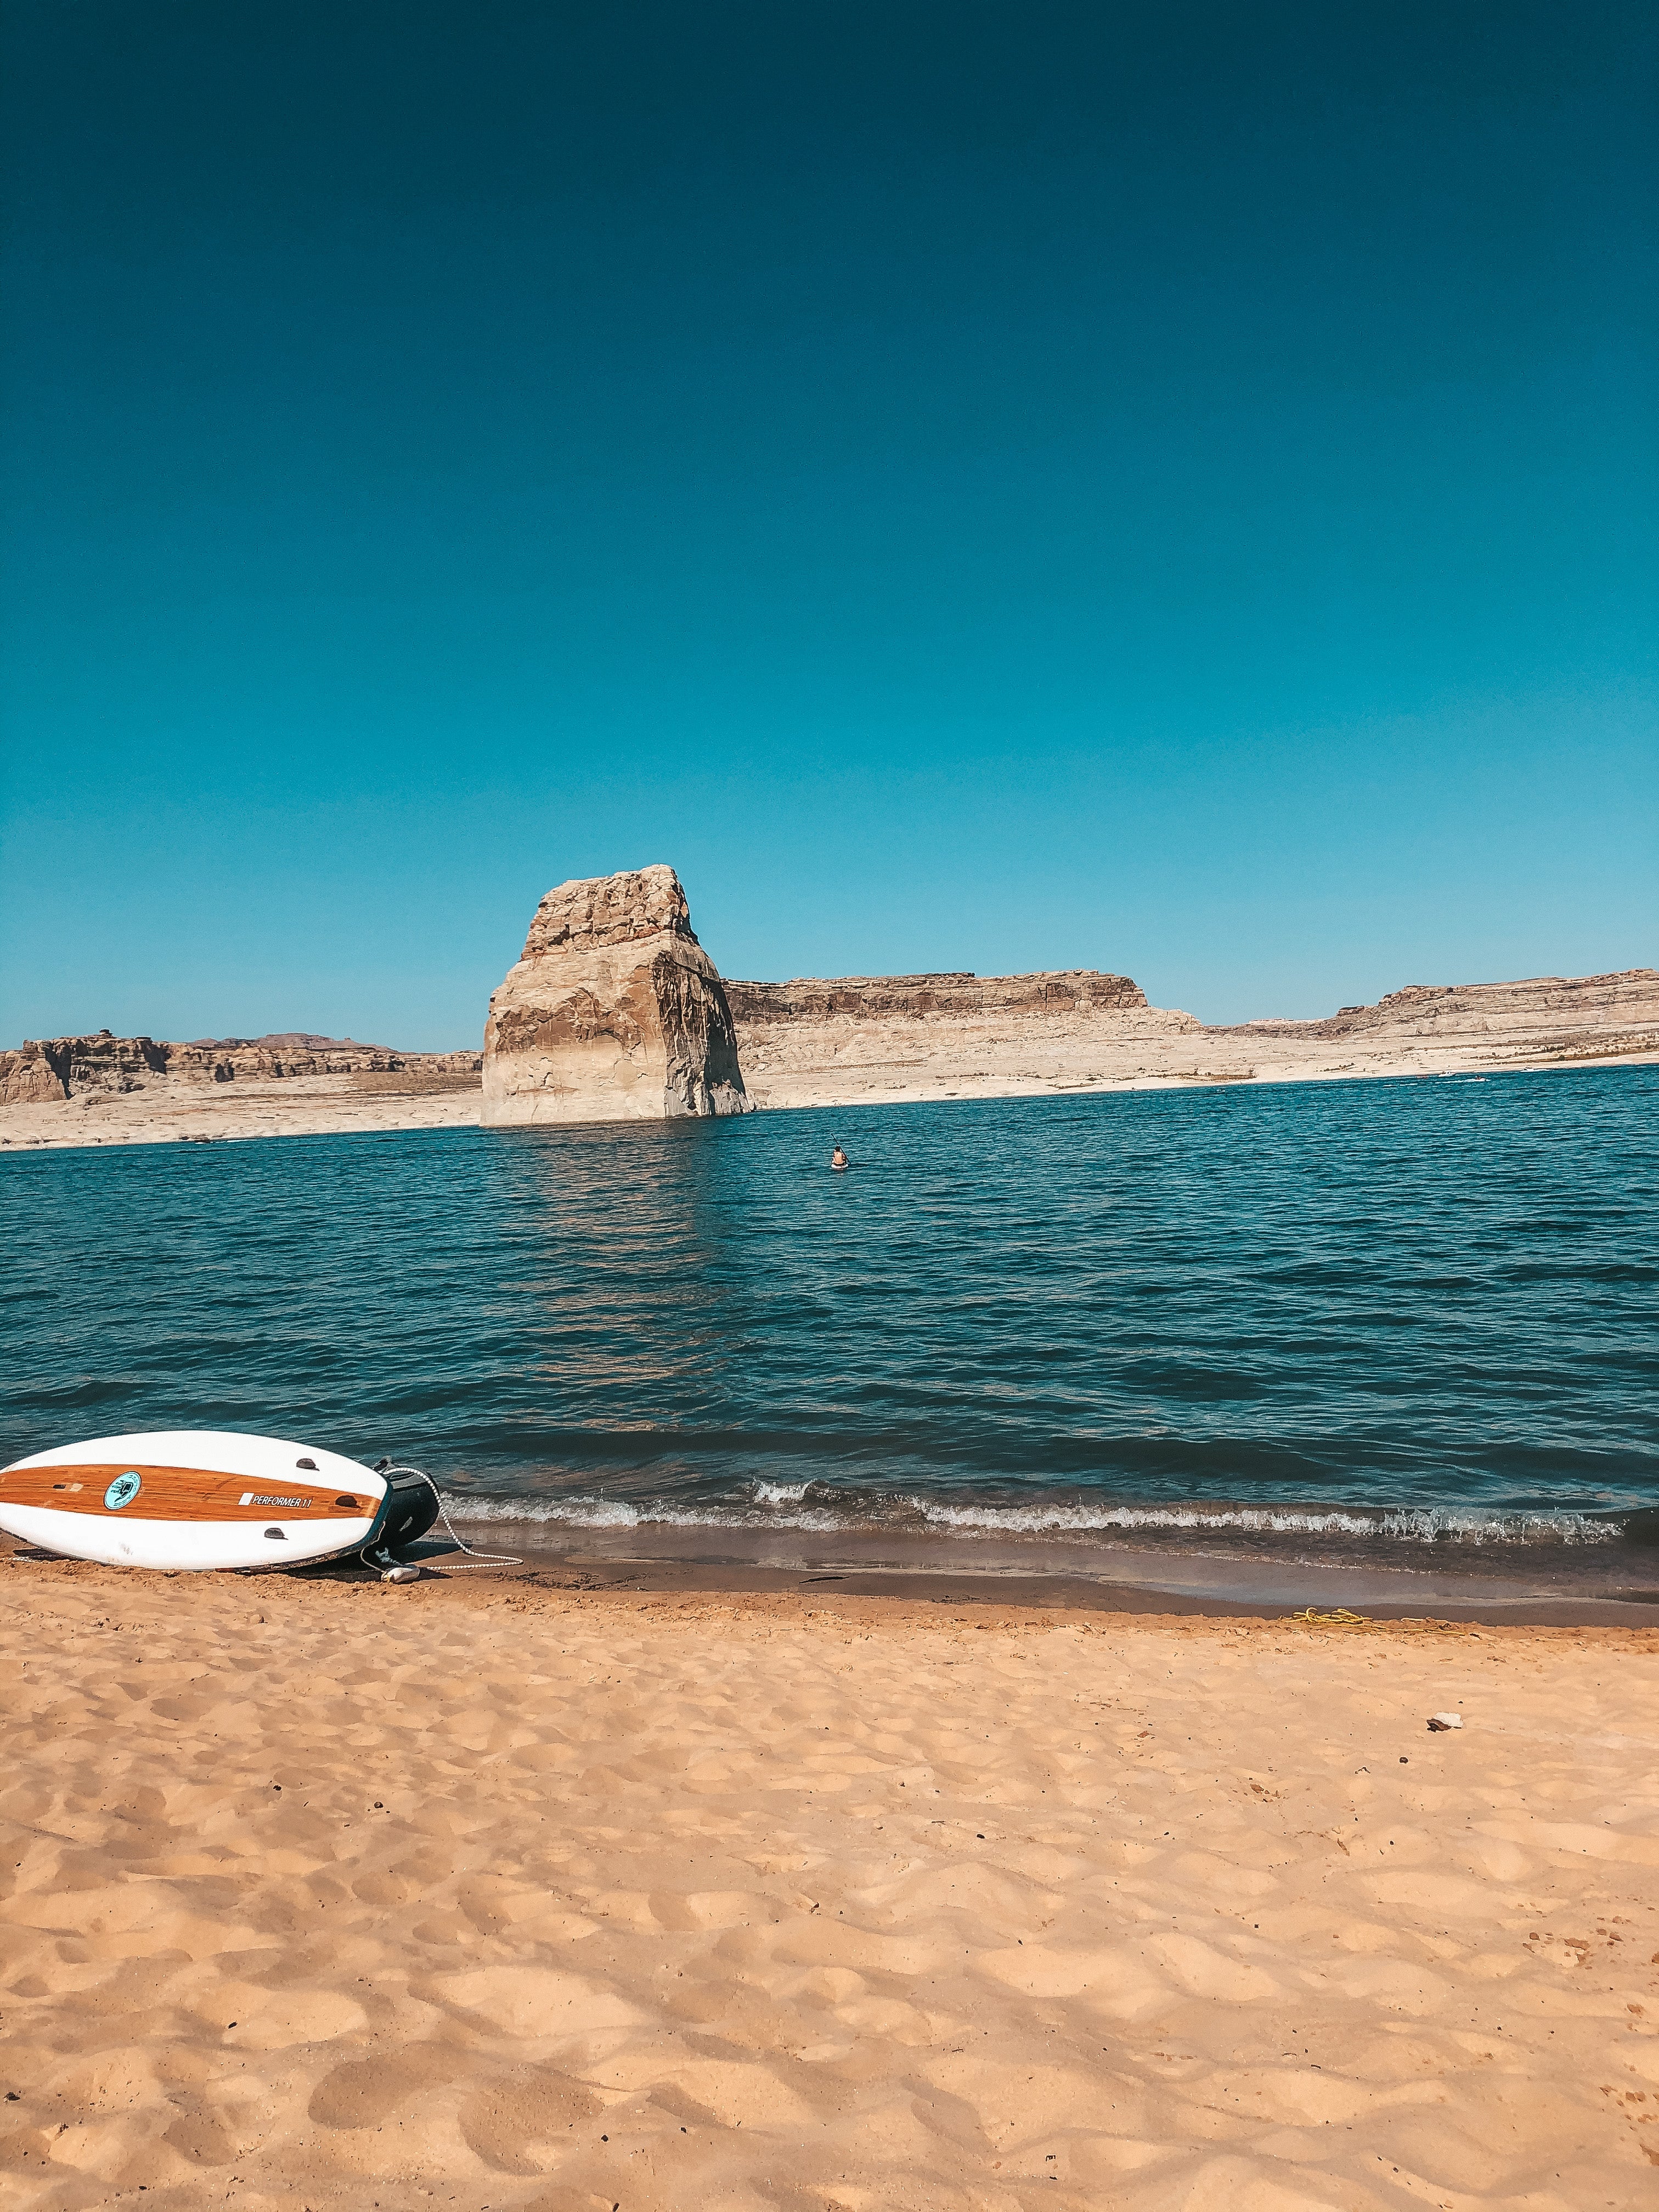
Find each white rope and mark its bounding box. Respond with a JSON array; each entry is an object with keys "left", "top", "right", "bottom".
[{"left": 376, "top": 1465, "right": 521, "bottom": 1573}]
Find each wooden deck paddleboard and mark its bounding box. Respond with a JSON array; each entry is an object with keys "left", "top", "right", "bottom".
[{"left": 0, "top": 1431, "right": 391, "bottom": 1571}]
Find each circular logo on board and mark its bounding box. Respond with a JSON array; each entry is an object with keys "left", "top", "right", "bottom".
[{"left": 104, "top": 1471, "right": 142, "bottom": 1511}]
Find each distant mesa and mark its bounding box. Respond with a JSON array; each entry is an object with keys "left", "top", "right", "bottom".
[
  {"left": 724, "top": 971, "right": 1152, "bottom": 1022},
  {"left": 183, "top": 1031, "right": 400, "bottom": 1054},
  {"left": 1215, "top": 971, "right": 1659, "bottom": 1040},
  {"left": 482, "top": 865, "right": 751, "bottom": 1126}
]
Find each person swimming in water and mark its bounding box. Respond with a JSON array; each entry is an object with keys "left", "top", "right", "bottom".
[{"left": 831, "top": 1144, "right": 848, "bottom": 1170}]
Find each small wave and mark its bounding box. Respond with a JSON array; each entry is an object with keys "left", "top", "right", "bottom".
[
  {"left": 447, "top": 1492, "right": 851, "bottom": 1534},
  {"left": 912, "top": 1499, "right": 1619, "bottom": 1545},
  {"left": 452, "top": 1495, "right": 645, "bottom": 1529},
  {"left": 913, "top": 1499, "right": 1381, "bottom": 1538},
  {"left": 1375, "top": 1506, "right": 1618, "bottom": 1547},
  {"left": 437, "top": 1488, "right": 1624, "bottom": 1546}
]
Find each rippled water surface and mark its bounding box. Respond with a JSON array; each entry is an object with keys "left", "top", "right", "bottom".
[{"left": 4, "top": 1069, "right": 1657, "bottom": 1598}]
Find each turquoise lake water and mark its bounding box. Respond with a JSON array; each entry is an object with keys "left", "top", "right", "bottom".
[{"left": 4, "top": 1066, "right": 1657, "bottom": 1601}]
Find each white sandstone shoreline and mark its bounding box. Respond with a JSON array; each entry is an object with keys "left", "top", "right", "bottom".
[{"left": 2, "top": 1041, "right": 1655, "bottom": 1153}]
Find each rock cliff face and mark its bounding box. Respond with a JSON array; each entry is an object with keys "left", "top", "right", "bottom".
[
  {"left": 726, "top": 968, "right": 1196, "bottom": 1110},
  {"left": 0, "top": 1041, "right": 81, "bottom": 1104},
  {"left": 482, "top": 866, "right": 750, "bottom": 1126}
]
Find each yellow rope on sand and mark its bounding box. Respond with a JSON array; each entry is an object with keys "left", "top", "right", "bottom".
[{"left": 1283, "top": 1607, "right": 1469, "bottom": 1634}]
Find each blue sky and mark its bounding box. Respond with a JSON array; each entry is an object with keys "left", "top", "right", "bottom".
[{"left": 2, "top": 1, "right": 1654, "bottom": 1047}]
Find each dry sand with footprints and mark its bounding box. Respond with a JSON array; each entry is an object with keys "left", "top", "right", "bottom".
[{"left": 3, "top": 1560, "right": 1657, "bottom": 2210}]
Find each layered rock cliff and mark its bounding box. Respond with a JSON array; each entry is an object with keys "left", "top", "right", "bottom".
[
  {"left": 481, "top": 866, "right": 750, "bottom": 1125},
  {"left": 726, "top": 969, "right": 1200, "bottom": 1110},
  {"left": 724, "top": 970, "right": 1151, "bottom": 1023},
  {"left": 724, "top": 964, "right": 1659, "bottom": 1109}
]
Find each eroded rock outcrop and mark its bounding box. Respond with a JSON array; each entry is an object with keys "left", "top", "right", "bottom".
[
  {"left": 0, "top": 1029, "right": 481, "bottom": 1103},
  {"left": 482, "top": 866, "right": 749, "bottom": 1125},
  {"left": 0, "top": 1042, "right": 73, "bottom": 1104}
]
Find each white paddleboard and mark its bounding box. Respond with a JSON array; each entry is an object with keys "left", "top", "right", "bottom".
[{"left": 0, "top": 1430, "right": 391, "bottom": 1572}]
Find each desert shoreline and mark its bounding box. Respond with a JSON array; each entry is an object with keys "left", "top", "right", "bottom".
[
  {"left": 3, "top": 1045, "right": 1658, "bottom": 1153},
  {"left": 3, "top": 1554, "right": 1656, "bottom": 2210}
]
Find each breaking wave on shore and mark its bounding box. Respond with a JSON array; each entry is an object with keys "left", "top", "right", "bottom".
[{"left": 444, "top": 1481, "right": 1639, "bottom": 1550}]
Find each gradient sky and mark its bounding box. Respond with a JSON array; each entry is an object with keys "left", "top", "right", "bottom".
[{"left": 2, "top": 1, "right": 1654, "bottom": 1047}]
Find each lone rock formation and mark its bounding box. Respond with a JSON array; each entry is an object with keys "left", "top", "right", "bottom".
[{"left": 482, "top": 866, "right": 750, "bottom": 1125}]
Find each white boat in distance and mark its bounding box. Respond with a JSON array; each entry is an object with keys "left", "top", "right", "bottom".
[{"left": 0, "top": 1430, "right": 440, "bottom": 1572}]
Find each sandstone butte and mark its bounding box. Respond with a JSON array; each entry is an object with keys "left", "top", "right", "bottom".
[{"left": 481, "top": 865, "right": 750, "bottom": 1125}]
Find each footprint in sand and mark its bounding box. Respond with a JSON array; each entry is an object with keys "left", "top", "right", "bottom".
[
  {"left": 456, "top": 2064, "right": 601, "bottom": 2173},
  {"left": 308, "top": 2041, "right": 467, "bottom": 2130}
]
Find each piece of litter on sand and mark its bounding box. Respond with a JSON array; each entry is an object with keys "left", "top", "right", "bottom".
[{"left": 1426, "top": 1712, "right": 1464, "bottom": 1731}]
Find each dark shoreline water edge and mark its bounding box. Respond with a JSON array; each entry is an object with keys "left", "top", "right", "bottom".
[
  {"left": 425, "top": 1516, "right": 1659, "bottom": 1622},
  {"left": 3, "top": 1065, "right": 1655, "bottom": 1603}
]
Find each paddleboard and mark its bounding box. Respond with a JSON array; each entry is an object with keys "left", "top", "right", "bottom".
[{"left": 0, "top": 1430, "right": 431, "bottom": 1572}]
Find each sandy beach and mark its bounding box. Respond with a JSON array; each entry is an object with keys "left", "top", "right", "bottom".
[{"left": 3, "top": 1556, "right": 1656, "bottom": 2210}]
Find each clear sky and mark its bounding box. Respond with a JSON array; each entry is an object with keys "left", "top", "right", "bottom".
[{"left": 2, "top": 1, "right": 1654, "bottom": 1047}]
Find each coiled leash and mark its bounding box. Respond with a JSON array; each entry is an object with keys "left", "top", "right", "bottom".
[{"left": 368, "top": 1464, "right": 522, "bottom": 1579}]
